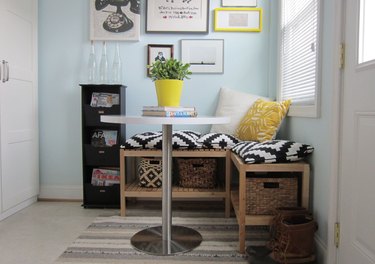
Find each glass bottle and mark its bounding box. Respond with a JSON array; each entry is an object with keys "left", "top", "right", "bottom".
[
  {"left": 112, "top": 43, "right": 122, "bottom": 84},
  {"left": 99, "top": 41, "right": 108, "bottom": 83},
  {"left": 87, "top": 41, "right": 97, "bottom": 83}
]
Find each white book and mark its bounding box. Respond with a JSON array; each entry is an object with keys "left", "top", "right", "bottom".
[{"left": 143, "top": 106, "right": 196, "bottom": 112}]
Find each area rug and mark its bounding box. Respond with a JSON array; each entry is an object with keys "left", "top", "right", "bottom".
[{"left": 55, "top": 216, "right": 269, "bottom": 264}]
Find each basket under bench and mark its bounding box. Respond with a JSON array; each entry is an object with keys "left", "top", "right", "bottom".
[
  {"left": 230, "top": 152, "right": 311, "bottom": 254},
  {"left": 119, "top": 148, "right": 232, "bottom": 218}
]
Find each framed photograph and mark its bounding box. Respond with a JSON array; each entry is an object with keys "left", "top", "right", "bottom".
[
  {"left": 181, "top": 39, "right": 224, "bottom": 74},
  {"left": 222, "top": 0, "right": 257, "bottom": 7},
  {"left": 147, "top": 44, "right": 174, "bottom": 76},
  {"left": 214, "top": 8, "right": 262, "bottom": 32},
  {"left": 146, "top": 0, "right": 209, "bottom": 33},
  {"left": 90, "top": 0, "right": 141, "bottom": 41}
]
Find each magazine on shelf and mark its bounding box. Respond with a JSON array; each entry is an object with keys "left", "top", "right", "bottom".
[
  {"left": 90, "top": 93, "right": 119, "bottom": 107},
  {"left": 91, "top": 129, "right": 118, "bottom": 147},
  {"left": 91, "top": 168, "right": 120, "bottom": 186},
  {"left": 142, "top": 106, "right": 196, "bottom": 112},
  {"left": 142, "top": 110, "right": 198, "bottom": 117}
]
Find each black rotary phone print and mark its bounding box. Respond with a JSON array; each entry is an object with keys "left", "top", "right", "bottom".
[{"left": 95, "top": 0, "right": 140, "bottom": 33}]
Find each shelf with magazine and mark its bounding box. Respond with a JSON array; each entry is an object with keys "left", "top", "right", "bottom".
[{"left": 80, "top": 84, "right": 126, "bottom": 208}]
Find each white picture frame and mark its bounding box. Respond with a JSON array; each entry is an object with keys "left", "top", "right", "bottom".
[
  {"left": 222, "top": 0, "right": 257, "bottom": 7},
  {"left": 90, "top": 0, "right": 141, "bottom": 41},
  {"left": 146, "top": 0, "right": 209, "bottom": 33},
  {"left": 181, "top": 39, "right": 224, "bottom": 74}
]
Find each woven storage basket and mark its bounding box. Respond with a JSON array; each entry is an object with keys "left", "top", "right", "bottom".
[
  {"left": 177, "top": 158, "right": 216, "bottom": 188},
  {"left": 246, "top": 176, "right": 298, "bottom": 215},
  {"left": 138, "top": 158, "right": 162, "bottom": 188}
]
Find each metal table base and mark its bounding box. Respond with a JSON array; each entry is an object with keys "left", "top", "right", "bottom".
[
  {"left": 130, "top": 125, "right": 202, "bottom": 255},
  {"left": 131, "top": 225, "right": 202, "bottom": 255}
]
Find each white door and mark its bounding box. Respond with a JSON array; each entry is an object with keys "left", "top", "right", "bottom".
[
  {"left": 338, "top": 0, "right": 375, "bottom": 263},
  {"left": 0, "top": 0, "right": 38, "bottom": 213}
]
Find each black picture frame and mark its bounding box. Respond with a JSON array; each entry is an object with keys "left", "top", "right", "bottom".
[{"left": 146, "top": 0, "right": 209, "bottom": 34}]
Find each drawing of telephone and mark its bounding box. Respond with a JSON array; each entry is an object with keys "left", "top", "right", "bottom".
[{"left": 95, "top": 0, "right": 140, "bottom": 33}]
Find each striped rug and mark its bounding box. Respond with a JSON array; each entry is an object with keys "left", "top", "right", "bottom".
[{"left": 55, "top": 216, "right": 269, "bottom": 264}]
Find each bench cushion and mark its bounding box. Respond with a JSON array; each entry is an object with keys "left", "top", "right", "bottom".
[
  {"left": 124, "top": 130, "right": 202, "bottom": 149},
  {"left": 232, "top": 140, "right": 314, "bottom": 164},
  {"left": 197, "top": 133, "right": 240, "bottom": 149}
]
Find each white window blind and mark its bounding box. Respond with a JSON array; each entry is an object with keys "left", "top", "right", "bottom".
[{"left": 280, "top": 0, "right": 319, "bottom": 113}]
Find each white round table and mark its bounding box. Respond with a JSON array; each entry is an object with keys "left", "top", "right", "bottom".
[{"left": 101, "top": 115, "right": 230, "bottom": 256}]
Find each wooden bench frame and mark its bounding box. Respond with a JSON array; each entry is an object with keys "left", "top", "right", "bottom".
[
  {"left": 230, "top": 153, "right": 310, "bottom": 254},
  {"left": 120, "top": 148, "right": 232, "bottom": 218}
]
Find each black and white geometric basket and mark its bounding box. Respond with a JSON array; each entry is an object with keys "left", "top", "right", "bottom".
[{"left": 138, "top": 158, "right": 163, "bottom": 188}]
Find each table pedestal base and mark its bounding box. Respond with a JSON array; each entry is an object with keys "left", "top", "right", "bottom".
[{"left": 130, "top": 225, "right": 202, "bottom": 255}]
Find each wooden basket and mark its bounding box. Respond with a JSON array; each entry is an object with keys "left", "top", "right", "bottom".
[
  {"left": 246, "top": 176, "right": 298, "bottom": 215},
  {"left": 138, "top": 158, "right": 162, "bottom": 188},
  {"left": 177, "top": 158, "right": 216, "bottom": 188}
]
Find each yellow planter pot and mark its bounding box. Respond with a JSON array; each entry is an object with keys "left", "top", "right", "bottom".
[{"left": 155, "top": 79, "right": 183, "bottom": 107}]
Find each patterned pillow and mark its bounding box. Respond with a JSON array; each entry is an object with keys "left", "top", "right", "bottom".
[
  {"left": 235, "top": 99, "right": 291, "bottom": 142},
  {"left": 124, "top": 130, "right": 201, "bottom": 149},
  {"left": 231, "top": 140, "right": 314, "bottom": 164},
  {"left": 197, "top": 133, "right": 241, "bottom": 149}
]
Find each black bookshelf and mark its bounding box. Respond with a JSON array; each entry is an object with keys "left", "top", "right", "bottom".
[{"left": 80, "top": 84, "right": 126, "bottom": 208}]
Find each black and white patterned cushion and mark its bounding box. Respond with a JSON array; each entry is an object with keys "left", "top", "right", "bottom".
[
  {"left": 232, "top": 140, "right": 314, "bottom": 164},
  {"left": 124, "top": 130, "right": 202, "bottom": 149},
  {"left": 197, "top": 133, "right": 241, "bottom": 149}
]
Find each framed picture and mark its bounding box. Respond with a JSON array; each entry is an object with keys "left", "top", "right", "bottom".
[
  {"left": 214, "top": 8, "right": 262, "bottom": 32},
  {"left": 181, "top": 39, "right": 224, "bottom": 74},
  {"left": 147, "top": 44, "right": 174, "bottom": 76},
  {"left": 90, "top": 0, "right": 141, "bottom": 41},
  {"left": 146, "top": 0, "right": 209, "bottom": 33},
  {"left": 222, "top": 0, "right": 257, "bottom": 7}
]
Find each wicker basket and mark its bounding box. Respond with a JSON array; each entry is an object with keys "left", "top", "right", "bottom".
[
  {"left": 138, "top": 158, "right": 162, "bottom": 188},
  {"left": 246, "top": 176, "right": 298, "bottom": 215},
  {"left": 177, "top": 158, "right": 216, "bottom": 188}
]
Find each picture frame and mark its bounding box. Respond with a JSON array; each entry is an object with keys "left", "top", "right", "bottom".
[
  {"left": 147, "top": 44, "right": 174, "bottom": 76},
  {"left": 214, "top": 8, "right": 262, "bottom": 32},
  {"left": 90, "top": 0, "right": 141, "bottom": 41},
  {"left": 222, "top": 0, "right": 257, "bottom": 7},
  {"left": 181, "top": 39, "right": 224, "bottom": 74},
  {"left": 146, "top": 0, "right": 209, "bottom": 33}
]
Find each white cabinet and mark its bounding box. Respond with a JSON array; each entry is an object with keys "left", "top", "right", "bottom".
[{"left": 0, "top": 0, "right": 38, "bottom": 220}]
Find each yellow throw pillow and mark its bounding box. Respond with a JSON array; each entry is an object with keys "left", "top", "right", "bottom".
[{"left": 235, "top": 99, "right": 291, "bottom": 142}]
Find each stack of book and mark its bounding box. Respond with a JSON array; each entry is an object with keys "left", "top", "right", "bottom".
[{"left": 142, "top": 106, "right": 198, "bottom": 117}]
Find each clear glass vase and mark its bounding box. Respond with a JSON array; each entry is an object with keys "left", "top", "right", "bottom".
[
  {"left": 99, "top": 41, "right": 108, "bottom": 83},
  {"left": 112, "top": 43, "right": 122, "bottom": 84},
  {"left": 87, "top": 41, "right": 97, "bottom": 83}
]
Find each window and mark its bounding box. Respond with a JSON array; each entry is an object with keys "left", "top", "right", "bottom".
[
  {"left": 278, "top": 0, "right": 320, "bottom": 117},
  {"left": 359, "top": 0, "right": 375, "bottom": 64}
]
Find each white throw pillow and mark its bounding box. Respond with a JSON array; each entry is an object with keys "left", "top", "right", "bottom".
[{"left": 210, "top": 88, "right": 270, "bottom": 135}]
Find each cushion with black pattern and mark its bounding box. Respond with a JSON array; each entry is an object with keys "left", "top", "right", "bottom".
[
  {"left": 124, "top": 130, "right": 201, "bottom": 149},
  {"left": 197, "top": 133, "right": 241, "bottom": 149},
  {"left": 231, "top": 140, "right": 314, "bottom": 164}
]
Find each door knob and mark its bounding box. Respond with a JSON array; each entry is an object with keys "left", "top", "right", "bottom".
[
  {"left": 4, "top": 61, "right": 9, "bottom": 82},
  {"left": 2, "top": 60, "right": 9, "bottom": 83}
]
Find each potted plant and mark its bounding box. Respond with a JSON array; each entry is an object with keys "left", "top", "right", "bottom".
[{"left": 148, "top": 58, "right": 192, "bottom": 107}]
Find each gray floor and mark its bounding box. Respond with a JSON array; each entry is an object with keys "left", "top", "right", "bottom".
[
  {"left": 0, "top": 202, "right": 118, "bottom": 264},
  {"left": 0, "top": 201, "right": 278, "bottom": 264}
]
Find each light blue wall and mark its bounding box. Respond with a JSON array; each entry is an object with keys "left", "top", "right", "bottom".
[{"left": 39, "top": 0, "right": 274, "bottom": 186}]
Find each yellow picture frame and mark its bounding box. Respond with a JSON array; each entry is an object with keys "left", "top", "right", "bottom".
[{"left": 214, "top": 8, "right": 263, "bottom": 32}]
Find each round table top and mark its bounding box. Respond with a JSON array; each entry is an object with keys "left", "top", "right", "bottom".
[{"left": 101, "top": 115, "right": 230, "bottom": 125}]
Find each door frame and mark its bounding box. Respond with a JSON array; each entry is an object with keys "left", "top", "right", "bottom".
[{"left": 327, "top": 0, "right": 345, "bottom": 263}]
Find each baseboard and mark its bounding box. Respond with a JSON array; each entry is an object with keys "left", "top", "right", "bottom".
[
  {"left": 0, "top": 196, "right": 37, "bottom": 221},
  {"left": 314, "top": 233, "right": 328, "bottom": 264},
  {"left": 38, "top": 185, "right": 83, "bottom": 200}
]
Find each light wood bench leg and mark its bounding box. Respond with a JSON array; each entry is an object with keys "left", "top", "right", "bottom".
[
  {"left": 225, "top": 151, "right": 231, "bottom": 218},
  {"left": 120, "top": 149, "right": 126, "bottom": 217},
  {"left": 238, "top": 165, "right": 246, "bottom": 254}
]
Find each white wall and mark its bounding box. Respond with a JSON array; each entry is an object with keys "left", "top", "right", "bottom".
[{"left": 38, "top": 0, "right": 275, "bottom": 198}]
